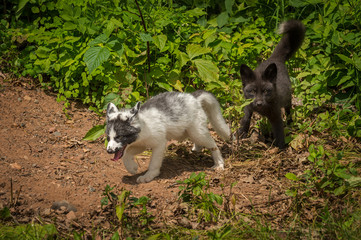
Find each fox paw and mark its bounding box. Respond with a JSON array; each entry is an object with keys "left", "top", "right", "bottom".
[
  {"left": 212, "top": 164, "right": 224, "bottom": 171},
  {"left": 136, "top": 170, "right": 160, "bottom": 183}
]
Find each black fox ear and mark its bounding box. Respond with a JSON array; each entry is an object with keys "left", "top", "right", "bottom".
[
  {"left": 130, "top": 101, "right": 141, "bottom": 117},
  {"left": 263, "top": 63, "right": 277, "bottom": 83},
  {"left": 240, "top": 64, "right": 255, "bottom": 85}
]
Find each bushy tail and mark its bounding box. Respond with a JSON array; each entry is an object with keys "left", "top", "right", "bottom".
[
  {"left": 270, "top": 20, "right": 306, "bottom": 62},
  {"left": 192, "top": 90, "right": 230, "bottom": 140}
]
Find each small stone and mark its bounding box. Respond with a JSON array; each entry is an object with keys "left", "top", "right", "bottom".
[
  {"left": 88, "top": 186, "right": 96, "bottom": 192},
  {"left": 34, "top": 99, "right": 39, "bottom": 104},
  {"left": 66, "top": 211, "right": 77, "bottom": 221},
  {"left": 51, "top": 200, "right": 77, "bottom": 213},
  {"left": 18, "top": 97, "right": 22, "bottom": 102},
  {"left": 10, "top": 163, "right": 22, "bottom": 170},
  {"left": 53, "top": 132, "right": 61, "bottom": 137},
  {"left": 24, "top": 95, "right": 32, "bottom": 101},
  {"left": 48, "top": 127, "right": 56, "bottom": 133}
]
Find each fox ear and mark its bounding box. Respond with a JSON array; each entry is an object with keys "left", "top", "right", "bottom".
[
  {"left": 129, "top": 101, "right": 141, "bottom": 121},
  {"left": 263, "top": 63, "right": 277, "bottom": 83},
  {"left": 240, "top": 64, "right": 255, "bottom": 86},
  {"left": 106, "top": 103, "right": 119, "bottom": 121}
]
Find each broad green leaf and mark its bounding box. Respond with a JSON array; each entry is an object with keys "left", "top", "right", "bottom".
[
  {"left": 217, "top": 12, "right": 229, "bottom": 28},
  {"left": 176, "top": 51, "right": 190, "bottom": 68},
  {"left": 83, "top": 124, "right": 105, "bottom": 141},
  {"left": 89, "top": 34, "right": 109, "bottom": 46},
  {"left": 35, "top": 46, "right": 51, "bottom": 58},
  {"left": 157, "top": 82, "right": 173, "bottom": 92},
  {"left": 193, "top": 59, "right": 219, "bottom": 82},
  {"left": 102, "top": 93, "right": 121, "bottom": 110},
  {"left": 186, "top": 44, "right": 211, "bottom": 60},
  {"left": 225, "top": 0, "right": 234, "bottom": 14},
  {"left": 185, "top": 8, "right": 206, "bottom": 17},
  {"left": 153, "top": 34, "right": 167, "bottom": 51},
  {"left": 139, "top": 32, "right": 153, "bottom": 42},
  {"left": 285, "top": 173, "right": 300, "bottom": 181},
  {"left": 84, "top": 46, "right": 111, "bottom": 74}
]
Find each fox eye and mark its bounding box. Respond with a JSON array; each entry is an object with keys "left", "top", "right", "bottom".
[
  {"left": 247, "top": 89, "right": 256, "bottom": 94},
  {"left": 263, "top": 89, "right": 271, "bottom": 94}
]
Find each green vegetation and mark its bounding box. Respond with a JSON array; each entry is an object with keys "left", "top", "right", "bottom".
[{"left": 1, "top": 0, "right": 361, "bottom": 239}]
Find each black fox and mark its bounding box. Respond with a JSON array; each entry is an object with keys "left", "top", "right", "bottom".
[{"left": 238, "top": 20, "right": 305, "bottom": 148}]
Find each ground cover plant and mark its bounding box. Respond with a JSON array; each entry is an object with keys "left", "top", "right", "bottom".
[{"left": 1, "top": 0, "right": 361, "bottom": 239}]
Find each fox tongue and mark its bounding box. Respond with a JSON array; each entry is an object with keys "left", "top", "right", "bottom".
[{"left": 111, "top": 145, "right": 126, "bottom": 161}]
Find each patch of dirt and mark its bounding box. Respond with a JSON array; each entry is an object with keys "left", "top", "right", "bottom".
[{"left": 0, "top": 76, "right": 306, "bottom": 233}]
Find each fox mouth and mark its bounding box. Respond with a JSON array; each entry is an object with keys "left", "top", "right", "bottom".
[{"left": 111, "top": 145, "right": 127, "bottom": 161}]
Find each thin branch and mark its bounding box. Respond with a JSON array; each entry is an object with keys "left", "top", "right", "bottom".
[{"left": 134, "top": 0, "right": 150, "bottom": 98}]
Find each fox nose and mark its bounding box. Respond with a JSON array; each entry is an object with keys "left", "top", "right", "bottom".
[
  {"left": 255, "top": 100, "right": 263, "bottom": 106},
  {"left": 107, "top": 147, "right": 117, "bottom": 154}
]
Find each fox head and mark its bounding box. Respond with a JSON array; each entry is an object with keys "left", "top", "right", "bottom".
[
  {"left": 240, "top": 63, "right": 278, "bottom": 112},
  {"left": 105, "top": 102, "right": 141, "bottom": 161}
]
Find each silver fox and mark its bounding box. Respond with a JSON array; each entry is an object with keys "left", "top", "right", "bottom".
[{"left": 106, "top": 90, "right": 230, "bottom": 183}]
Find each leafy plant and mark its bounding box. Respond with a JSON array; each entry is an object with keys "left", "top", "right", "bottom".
[
  {"left": 286, "top": 145, "right": 359, "bottom": 198},
  {"left": 177, "top": 172, "right": 223, "bottom": 223},
  {"left": 100, "top": 185, "right": 154, "bottom": 237}
]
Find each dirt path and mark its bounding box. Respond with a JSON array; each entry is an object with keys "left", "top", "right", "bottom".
[{"left": 0, "top": 77, "right": 302, "bottom": 232}]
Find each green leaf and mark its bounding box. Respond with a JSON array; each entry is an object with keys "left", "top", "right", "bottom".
[
  {"left": 83, "top": 124, "right": 105, "bottom": 141},
  {"left": 176, "top": 51, "right": 190, "bottom": 68},
  {"left": 285, "top": 189, "right": 297, "bottom": 197},
  {"left": 153, "top": 34, "right": 167, "bottom": 51},
  {"left": 185, "top": 8, "right": 207, "bottom": 17},
  {"left": 139, "top": 32, "right": 153, "bottom": 42},
  {"left": 111, "top": 232, "right": 120, "bottom": 240},
  {"left": 157, "top": 82, "right": 173, "bottom": 91},
  {"left": 333, "top": 185, "right": 346, "bottom": 196},
  {"left": 346, "top": 176, "right": 361, "bottom": 187},
  {"left": 193, "top": 59, "right": 219, "bottom": 82},
  {"left": 103, "top": 93, "right": 121, "bottom": 110},
  {"left": 285, "top": 173, "right": 300, "bottom": 181},
  {"left": 217, "top": 12, "right": 229, "bottom": 28},
  {"left": 16, "top": 0, "right": 30, "bottom": 19},
  {"left": 84, "top": 46, "right": 111, "bottom": 74},
  {"left": 336, "top": 54, "right": 353, "bottom": 65},
  {"left": 31, "top": 6, "right": 40, "bottom": 13},
  {"left": 225, "top": 0, "right": 234, "bottom": 14},
  {"left": 186, "top": 44, "right": 211, "bottom": 60},
  {"left": 353, "top": 53, "right": 361, "bottom": 71},
  {"left": 89, "top": 34, "right": 109, "bottom": 46}
]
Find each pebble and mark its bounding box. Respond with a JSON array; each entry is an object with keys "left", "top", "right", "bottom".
[
  {"left": 66, "top": 211, "right": 77, "bottom": 221},
  {"left": 51, "top": 200, "right": 77, "bottom": 213},
  {"left": 53, "top": 132, "right": 61, "bottom": 137}
]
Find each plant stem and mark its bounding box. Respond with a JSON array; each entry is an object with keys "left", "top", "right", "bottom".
[{"left": 134, "top": 0, "right": 150, "bottom": 97}]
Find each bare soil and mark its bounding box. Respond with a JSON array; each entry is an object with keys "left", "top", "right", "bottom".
[{"left": 0, "top": 75, "right": 336, "bottom": 235}]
